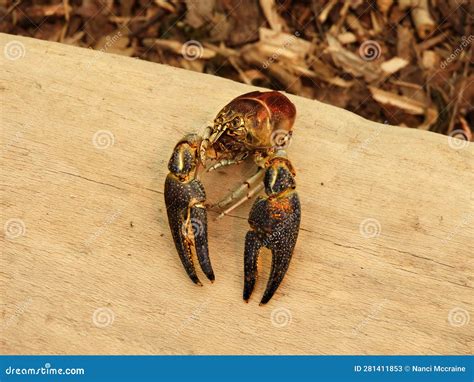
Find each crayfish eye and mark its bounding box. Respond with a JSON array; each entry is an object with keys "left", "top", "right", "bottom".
[{"left": 232, "top": 117, "right": 241, "bottom": 127}]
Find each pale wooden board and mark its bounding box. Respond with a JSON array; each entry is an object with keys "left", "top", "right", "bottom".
[{"left": 1, "top": 33, "right": 473, "bottom": 355}]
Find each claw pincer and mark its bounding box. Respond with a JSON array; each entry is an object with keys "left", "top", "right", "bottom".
[
  {"left": 164, "top": 134, "right": 214, "bottom": 285},
  {"left": 244, "top": 154, "right": 301, "bottom": 304}
]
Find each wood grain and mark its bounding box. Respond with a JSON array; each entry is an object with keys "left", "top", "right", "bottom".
[{"left": 1, "top": 33, "right": 473, "bottom": 355}]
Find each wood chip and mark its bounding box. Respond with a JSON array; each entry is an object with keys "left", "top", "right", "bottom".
[
  {"left": 326, "top": 34, "right": 381, "bottom": 82},
  {"left": 411, "top": 0, "right": 436, "bottom": 39},
  {"left": 376, "top": 0, "right": 393, "bottom": 15},
  {"left": 337, "top": 32, "right": 357, "bottom": 45},
  {"left": 318, "top": 0, "right": 337, "bottom": 23},
  {"left": 143, "top": 39, "right": 216, "bottom": 60},
  {"left": 380, "top": 57, "right": 409, "bottom": 74},
  {"left": 421, "top": 50, "right": 438, "bottom": 70},
  {"left": 369, "top": 86, "right": 427, "bottom": 115},
  {"left": 259, "top": 0, "right": 286, "bottom": 32},
  {"left": 259, "top": 28, "right": 312, "bottom": 59},
  {"left": 185, "top": 0, "right": 215, "bottom": 28}
]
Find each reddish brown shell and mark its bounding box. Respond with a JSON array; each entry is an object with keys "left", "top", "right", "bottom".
[{"left": 220, "top": 91, "right": 296, "bottom": 149}]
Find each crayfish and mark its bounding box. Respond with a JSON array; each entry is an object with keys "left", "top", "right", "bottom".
[{"left": 164, "top": 91, "right": 301, "bottom": 305}]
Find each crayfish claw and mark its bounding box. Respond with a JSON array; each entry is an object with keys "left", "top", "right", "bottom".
[
  {"left": 260, "top": 246, "right": 296, "bottom": 305},
  {"left": 243, "top": 231, "right": 263, "bottom": 302},
  {"left": 189, "top": 205, "right": 215, "bottom": 282},
  {"left": 165, "top": 92, "right": 301, "bottom": 304},
  {"left": 164, "top": 135, "right": 215, "bottom": 285},
  {"left": 243, "top": 152, "right": 301, "bottom": 304}
]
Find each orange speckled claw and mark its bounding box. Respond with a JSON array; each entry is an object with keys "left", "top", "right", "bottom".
[
  {"left": 243, "top": 153, "right": 301, "bottom": 305},
  {"left": 164, "top": 134, "right": 214, "bottom": 285}
]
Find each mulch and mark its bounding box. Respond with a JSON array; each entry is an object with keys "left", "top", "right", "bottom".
[{"left": 1, "top": 0, "right": 472, "bottom": 140}]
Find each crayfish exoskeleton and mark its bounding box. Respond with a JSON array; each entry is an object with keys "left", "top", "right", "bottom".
[{"left": 164, "top": 91, "right": 301, "bottom": 305}]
